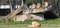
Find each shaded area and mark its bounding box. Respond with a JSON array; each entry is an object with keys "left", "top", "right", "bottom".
[
  {"left": 0, "top": 9, "right": 23, "bottom": 16},
  {"left": 16, "top": 11, "right": 23, "bottom": 15},
  {"left": 44, "top": 11, "right": 58, "bottom": 20},
  {"left": 0, "top": 9, "right": 10, "bottom": 16}
]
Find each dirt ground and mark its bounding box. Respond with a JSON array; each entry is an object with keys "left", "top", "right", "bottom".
[{"left": 0, "top": 24, "right": 60, "bottom": 28}]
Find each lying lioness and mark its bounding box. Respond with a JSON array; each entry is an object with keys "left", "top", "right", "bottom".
[{"left": 28, "top": 21, "right": 41, "bottom": 27}]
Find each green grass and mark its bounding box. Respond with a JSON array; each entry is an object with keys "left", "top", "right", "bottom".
[
  {"left": 0, "top": 18, "right": 60, "bottom": 25},
  {"left": 40, "top": 18, "right": 60, "bottom": 24},
  {"left": 0, "top": 18, "right": 60, "bottom": 28}
]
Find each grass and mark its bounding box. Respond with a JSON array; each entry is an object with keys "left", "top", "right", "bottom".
[
  {"left": 0, "top": 18, "right": 60, "bottom": 25},
  {"left": 0, "top": 18, "right": 60, "bottom": 28}
]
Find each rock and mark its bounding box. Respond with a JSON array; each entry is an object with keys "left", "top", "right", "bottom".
[
  {"left": 13, "top": 15, "right": 29, "bottom": 21},
  {"left": 30, "top": 14, "right": 44, "bottom": 20},
  {"left": 28, "top": 21, "right": 41, "bottom": 27}
]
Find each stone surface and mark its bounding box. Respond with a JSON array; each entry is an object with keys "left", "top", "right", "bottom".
[
  {"left": 28, "top": 21, "right": 41, "bottom": 27},
  {"left": 13, "top": 15, "right": 29, "bottom": 21},
  {"left": 13, "top": 13, "right": 44, "bottom": 21},
  {"left": 30, "top": 14, "right": 44, "bottom": 20}
]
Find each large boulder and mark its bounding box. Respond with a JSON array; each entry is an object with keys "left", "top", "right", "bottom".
[
  {"left": 30, "top": 14, "right": 44, "bottom": 20},
  {"left": 13, "top": 15, "right": 29, "bottom": 21}
]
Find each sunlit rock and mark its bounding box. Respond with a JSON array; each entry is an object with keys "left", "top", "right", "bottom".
[
  {"left": 30, "top": 14, "right": 44, "bottom": 20},
  {"left": 28, "top": 21, "right": 41, "bottom": 27},
  {"left": 13, "top": 15, "right": 29, "bottom": 21}
]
